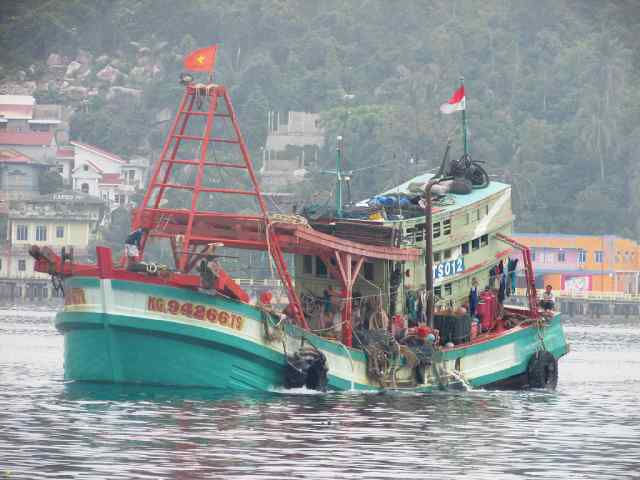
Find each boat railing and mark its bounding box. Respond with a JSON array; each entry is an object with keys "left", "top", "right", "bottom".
[{"left": 514, "top": 288, "right": 640, "bottom": 303}]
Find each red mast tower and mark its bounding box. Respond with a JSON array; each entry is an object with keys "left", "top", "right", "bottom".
[{"left": 132, "top": 83, "right": 307, "bottom": 328}]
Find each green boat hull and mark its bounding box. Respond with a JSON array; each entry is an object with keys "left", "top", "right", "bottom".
[{"left": 56, "top": 277, "right": 569, "bottom": 392}]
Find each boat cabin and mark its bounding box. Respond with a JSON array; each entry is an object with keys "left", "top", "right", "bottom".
[{"left": 293, "top": 172, "right": 514, "bottom": 344}]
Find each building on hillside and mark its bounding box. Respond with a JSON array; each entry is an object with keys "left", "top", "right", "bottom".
[
  {"left": 0, "top": 148, "right": 49, "bottom": 198},
  {"left": 512, "top": 233, "right": 640, "bottom": 294},
  {"left": 70, "top": 141, "right": 147, "bottom": 210},
  {"left": 0, "top": 95, "right": 76, "bottom": 189},
  {"left": 0, "top": 191, "right": 104, "bottom": 299},
  {"left": 260, "top": 111, "right": 324, "bottom": 190},
  {"left": 0, "top": 131, "right": 57, "bottom": 164},
  {"left": 55, "top": 146, "right": 75, "bottom": 184},
  {"left": 0, "top": 95, "right": 35, "bottom": 132},
  {"left": 0, "top": 94, "right": 65, "bottom": 140}
]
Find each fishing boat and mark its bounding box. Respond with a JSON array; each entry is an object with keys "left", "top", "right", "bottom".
[{"left": 31, "top": 76, "right": 568, "bottom": 392}]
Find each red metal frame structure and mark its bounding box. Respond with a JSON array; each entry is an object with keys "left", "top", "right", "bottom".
[
  {"left": 130, "top": 83, "right": 422, "bottom": 343},
  {"left": 131, "top": 83, "right": 310, "bottom": 327},
  {"left": 496, "top": 233, "right": 540, "bottom": 319}
]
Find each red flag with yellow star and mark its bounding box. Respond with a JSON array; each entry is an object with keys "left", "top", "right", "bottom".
[{"left": 183, "top": 45, "right": 218, "bottom": 73}]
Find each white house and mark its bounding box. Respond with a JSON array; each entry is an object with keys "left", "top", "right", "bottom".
[
  {"left": 70, "top": 141, "right": 148, "bottom": 210},
  {"left": 71, "top": 141, "right": 125, "bottom": 174},
  {"left": 261, "top": 111, "right": 324, "bottom": 189},
  {"left": 72, "top": 160, "right": 102, "bottom": 197}
]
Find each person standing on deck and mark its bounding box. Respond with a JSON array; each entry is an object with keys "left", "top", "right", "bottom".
[
  {"left": 507, "top": 257, "right": 519, "bottom": 296},
  {"left": 468, "top": 277, "right": 479, "bottom": 318},
  {"left": 323, "top": 285, "right": 339, "bottom": 332},
  {"left": 124, "top": 227, "right": 146, "bottom": 269},
  {"left": 497, "top": 272, "right": 507, "bottom": 315}
]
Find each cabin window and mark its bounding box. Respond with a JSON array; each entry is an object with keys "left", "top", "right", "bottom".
[
  {"left": 443, "top": 249, "right": 452, "bottom": 260},
  {"left": 36, "top": 226, "right": 47, "bottom": 242},
  {"left": 461, "top": 242, "right": 470, "bottom": 255},
  {"left": 577, "top": 249, "right": 586, "bottom": 263},
  {"left": 364, "top": 262, "right": 374, "bottom": 281},
  {"left": 415, "top": 223, "right": 425, "bottom": 242},
  {"left": 480, "top": 234, "right": 488, "bottom": 247},
  {"left": 303, "top": 255, "right": 313, "bottom": 274},
  {"left": 315, "top": 257, "right": 327, "bottom": 276},
  {"left": 472, "top": 238, "right": 480, "bottom": 251},
  {"left": 443, "top": 219, "right": 451, "bottom": 235},
  {"left": 465, "top": 213, "right": 470, "bottom": 225},
  {"left": 16, "top": 225, "right": 28, "bottom": 241},
  {"left": 433, "top": 251, "right": 441, "bottom": 262},
  {"left": 30, "top": 123, "right": 49, "bottom": 132},
  {"left": 444, "top": 283, "right": 452, "bottom": 296},
  {"left": 558, "top": 251, "right": 566, "bottom": 263},
  {"left": 404, "top": 227, "right": 415, "bottom": 243},
  {"left": 434, "top": 286, "right": 442, "bottom": 298},
  {"left": 56, "top": 226, "right": 64, "bottom": 239},
  {"left": 485, "top": 204, "right": 489, "bottom": 216},
  {"left": 476, "top": 209, "right": 481, "bottom": 221},
  {"left": 595, "top": 251, "right": 604, "bottom": 263},
  {"left": 433, "top": 222, "right": 441, "bottom": 239},
  {"left": 18, "top": 259, "right": 26, "bottom": 271}
]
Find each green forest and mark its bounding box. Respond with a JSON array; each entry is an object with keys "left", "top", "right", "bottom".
[{"left": 2, "top": 0, "right": 640, "bottom": 237}]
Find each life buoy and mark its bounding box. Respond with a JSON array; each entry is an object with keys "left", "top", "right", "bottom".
[{"left": 527, "top": 350, "right": 558, "bottom": 389}]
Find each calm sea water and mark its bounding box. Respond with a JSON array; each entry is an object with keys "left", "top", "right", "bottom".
[{"left": 1, "top": 304, "right": 639, "bottom": 480}]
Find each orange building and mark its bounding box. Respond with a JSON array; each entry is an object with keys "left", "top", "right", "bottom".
[{"left": 512, "top": 234, "right": 640, "bottom": 294}]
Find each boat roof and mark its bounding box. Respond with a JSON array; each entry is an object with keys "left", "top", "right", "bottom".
[
  {"left": 140, "top": 210, "right": 421, "bottom": 262},
  {"left": 356, "top": 172, "right": 511, "bottom": 217}
]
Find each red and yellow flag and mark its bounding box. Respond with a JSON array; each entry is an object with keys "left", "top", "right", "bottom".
[{"left": 183, "top": 45, "right": 218, "bottom": 73}]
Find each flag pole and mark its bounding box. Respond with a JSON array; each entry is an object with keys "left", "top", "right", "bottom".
[
  {"left": 460, "top": 76, "right": 468, "bottom": 156},
  {"left": 336, "top": 135, "right": 343, "bottom": 218}
]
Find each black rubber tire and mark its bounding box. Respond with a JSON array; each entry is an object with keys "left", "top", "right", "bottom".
[
  {"left": 468, "top": 164, "right": 490, "bottom": 189},
  {"left": 527, "top": 351, "right": 558, "bottom": 390},
  {"left": 284, "top": 349, "right": 328, "bottom": 391}
]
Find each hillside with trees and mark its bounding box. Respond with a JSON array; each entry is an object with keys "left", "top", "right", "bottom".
[{"left": 2, "top": 0, "right": 639, "bottom": 237}]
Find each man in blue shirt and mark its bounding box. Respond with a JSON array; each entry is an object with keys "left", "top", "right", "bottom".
[{"left": 468, "top": 277, "right": 479, "bottom": 318}]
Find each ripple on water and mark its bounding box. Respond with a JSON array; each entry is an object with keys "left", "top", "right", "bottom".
[{"left": 1, "top": 311, "right": 639, "bottom": 478}]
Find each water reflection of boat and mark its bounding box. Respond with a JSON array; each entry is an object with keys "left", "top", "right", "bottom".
[{"left": 31, "top": 75, "right": 568, "bottom": 392}]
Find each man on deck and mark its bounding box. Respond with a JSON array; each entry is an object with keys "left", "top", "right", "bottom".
[
  {"left": 124, "top": 227, "right": 146, "bottom": 269},
  {"left": 541, "top": 285, "right": 555, "bottom": 312}
]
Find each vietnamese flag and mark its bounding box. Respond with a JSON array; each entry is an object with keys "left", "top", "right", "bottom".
[
  {"left": 440, "top": 85, "right": 466, "bottom": 114},
  {"left": 183, "top": 45, "right": 218, "bottom": 73}
]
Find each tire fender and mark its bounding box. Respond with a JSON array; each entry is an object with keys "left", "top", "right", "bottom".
[{"left": 527, "top": 350, "right": 558, "bottom": 390}]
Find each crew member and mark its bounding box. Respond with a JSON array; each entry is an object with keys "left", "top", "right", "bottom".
[
  {"left": 541, "top": 285, "right": 555, "bottom": 312},
  {"left": 468, "top": 277, "right": 479, "bottom": 318},
  {"left": 124, "top": 227, "right": 146, "bottom": 269}
]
